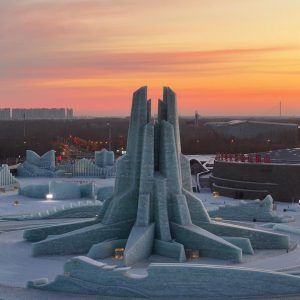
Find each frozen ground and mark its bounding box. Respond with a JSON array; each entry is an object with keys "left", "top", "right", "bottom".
[{"left": 1, "top": 177, "right": 300, "bottom": 298}]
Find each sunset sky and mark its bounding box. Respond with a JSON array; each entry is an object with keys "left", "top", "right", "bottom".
[{"left": 1, "top": 0, "right": 300, "bottom": 116}]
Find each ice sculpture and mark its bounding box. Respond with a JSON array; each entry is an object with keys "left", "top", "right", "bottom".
[
  {"left": 95, "top": 149, "right": 115, "bottom": 167},
  {"left": 17, "top": 150, "right": 56, "bottom": 177},
  {"left": 209, "top": 195, "right": 294, "bottom": 223},
  {"left": 0, "top": 164, "right": 19, "bottom": 191},
  {"left": 18, "top": 149, "right": 115, "bottom": 178},
  {"left": 24, "top": 87, "right": 289, "bottom": 264},
  {"left": 19, "top": 180, "right": 97, "bottom": 200},
  {"left": 27, "top": 258, "right": 300, "bottom": 298},
  {"left": 26, "top": 87, "right": 300, "bottom": 298},
  {"left": 57, "top": 155, "right": 115, "bottom": 178}
]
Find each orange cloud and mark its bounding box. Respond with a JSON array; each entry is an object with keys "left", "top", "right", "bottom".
[{"left": 1, "top": 0, "right": 300, "bottom": 116}]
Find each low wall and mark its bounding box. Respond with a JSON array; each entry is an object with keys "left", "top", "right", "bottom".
[{"left": 211, "top": 161, "right": 300, "bottom": 202}]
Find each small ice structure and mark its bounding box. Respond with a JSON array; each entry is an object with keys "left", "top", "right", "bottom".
[
  {"left": 19, "top": 180, "right": 113, "bottom": 202},
  {"left": 18, "top": 149, "right": 116, "bottom": 178},
  {"left": 95, "top": 149, "right": 114, "bottom": 167},
  {"left": 17, "top": 150, "right": 56, "bottom": 177},
  {"left": 0, "top": 164, "right": 19, "bottom": 191},
  {"left": 49, "top": 181, "right": 81, "bottom": 200},
  {"left": 19, "top": 184, "right": 49, "bottom": 199},
  {"left": 209, "top": 195, "right": 294, "bottom": 223},
  {"left": 56, "top": 151, "right": 115, "bottom": 178}
]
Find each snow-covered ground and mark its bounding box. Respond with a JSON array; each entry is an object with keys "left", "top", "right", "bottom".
[
  {"left": 0, "top": 230, "right": 73, "bottom": 287},
  {"left": 1, "top": 177, "right": 300, "bottom": 295}
]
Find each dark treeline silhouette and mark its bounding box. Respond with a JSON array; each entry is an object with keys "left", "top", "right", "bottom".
[{"left": 0, "top": 117, "right": 299, "bottom": 164}]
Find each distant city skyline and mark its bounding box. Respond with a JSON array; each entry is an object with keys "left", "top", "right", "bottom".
[
  {"left": 1, "top": 0, "right": 300, "bottom": 116},
  {"left": 0, "top": 107, "right": 73, "bottom": 120}
]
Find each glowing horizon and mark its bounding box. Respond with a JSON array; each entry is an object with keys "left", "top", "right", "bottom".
[{"left": 1, "top": 0, "right": 300, "bottom": 116}]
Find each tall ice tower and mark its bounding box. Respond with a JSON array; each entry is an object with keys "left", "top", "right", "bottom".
[{"left": 25, "top": 87, "right": 289, "bottom": 266}]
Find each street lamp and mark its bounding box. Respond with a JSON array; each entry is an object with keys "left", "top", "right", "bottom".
[
  {"left": 230, "top": 138, "right": 235, "bottom": 153},
  {"left": 267, "top": 138, "right": 271, "bottom": 151},
  {"left": 107, "top": 122, "right": 112, "bottom": 151}
]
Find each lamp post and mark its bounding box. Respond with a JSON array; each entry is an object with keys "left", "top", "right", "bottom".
[
  {"left": 230, "top": 138, "right": 235, "bottom": 153},
  {"left": 107, "top": 122, "right": 112, "bottom": 151},
  {"left": 23, "top": 112, "right": 26, "bottom": 145},
  {"left": 267, "top": 138, "right": 271, "bottom": 151}
]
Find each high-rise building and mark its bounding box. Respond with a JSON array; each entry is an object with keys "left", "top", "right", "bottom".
[
  {"left": 11, "top": 109, "right": 25, "bottom": 120},
  {"left": 66, "top": 108, "right": 74, "bottom": 119},
  {"left": 11, "top": 108, "right": 70, "bottom": 120},
  {"left": 0, "top": 108, "right": 11, "bottom": 120},
  {"left": 194, "top": 110, "right": 200, "bottom": 126}
]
